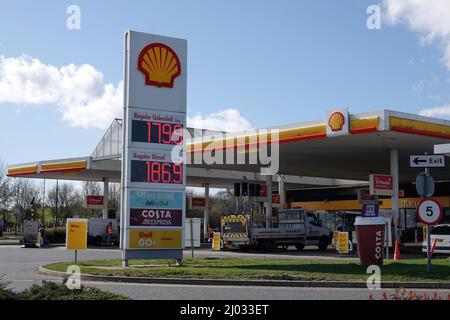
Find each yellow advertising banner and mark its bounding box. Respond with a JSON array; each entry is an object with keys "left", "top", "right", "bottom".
[
  {"left": 338, "top": 232, "right": 349, "bottom": 254},
  {"left": 66, "top": 219, "right": 88, "bottom": 250},
  {"left": 128, "top": 229, "right": 182, "bottom": 249},
  {"left": 212, "top": 232, "right": 221, "bottom": 251}
]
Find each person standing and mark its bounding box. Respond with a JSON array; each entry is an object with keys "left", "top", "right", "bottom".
[{"left": 106, "top": 222, "right": 113, "bottom": 245}]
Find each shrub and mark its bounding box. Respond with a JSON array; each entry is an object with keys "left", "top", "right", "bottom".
[
  {"left": 0, "top": 279, "right": 129, "bottom": 300},
  {"left": 369, "top": 288, "right": 450, "bottom": 300},
  {"left": 45, "top": 227, "right": 66, "bottom": 244},
  {"left": 0, "top": 276, "right": 16, "bottom": 300}
]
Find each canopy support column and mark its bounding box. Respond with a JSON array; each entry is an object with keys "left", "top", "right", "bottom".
[
  {"left": 278, "top": 174, "right": 286, "bottom": 209},
  {"left": 266, "top": 175, "right": 273, "bottom": 218},
  {"left": 203, "top": 183, "right": 210, "bottom": 242},
  {"left": 103, "top": 177, "right": 109, "bottom": 219},
  {"left": 390, "top": 149, "right": 399, "bottom": 244}
]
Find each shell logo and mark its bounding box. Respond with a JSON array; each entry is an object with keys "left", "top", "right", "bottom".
[
  {"left": 328, "top": 112, "right": 345, "bottom": 132},
  {"left": 137, "top": 43, "right": 181, "bottom": 88}
]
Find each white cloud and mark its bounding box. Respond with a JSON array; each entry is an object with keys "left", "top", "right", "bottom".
[
  {"left": 187, "top": 108, "right": 252, "bottom": 133},
  {"left": 0, "top": 55, "right": 123, "bottom": 129},
  {"left": 0, "top": 54, "right": 252, "bottom": 132},
  {"left": 383, "top": 0, "right": 450, "bottom": 69},
  {"left": 418, "top": 104, "right": 450, "bottom": 118}
]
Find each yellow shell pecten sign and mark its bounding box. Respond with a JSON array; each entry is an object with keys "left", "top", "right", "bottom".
[
  {"left": 138, "top": 43, "right": 181, "bottom": 88},
  {"left": 328, "top": 111, "right": 345, "bottom": 132}
]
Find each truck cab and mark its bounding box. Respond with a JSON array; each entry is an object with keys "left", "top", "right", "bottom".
[{"left": 221, "top": 215, "right": 250, "bottom": 249}]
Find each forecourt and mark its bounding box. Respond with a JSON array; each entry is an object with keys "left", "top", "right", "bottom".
[{"left": 7, "top": 108, "right": 450, "bottom": 241}]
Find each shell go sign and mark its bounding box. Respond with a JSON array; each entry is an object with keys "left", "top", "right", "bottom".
[{"left": 128, "top": 229, "right": 182, "bottom": 249}]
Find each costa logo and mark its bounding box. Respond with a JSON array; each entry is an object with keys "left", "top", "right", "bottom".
[
  {"left": 130, "top": 208, "right": 182, "bottom": 226},
  {"left": 141, "top": 209, "right": 172, "bottom": 219},
  {"left": 137, "top": 43, "right": 181, "bottom": 88},
  {"left": 375, "top": 230, "right": 383, "bottom": 260},
  {"left": 328, "top": 112, "right": 345, "bottom": 132}
]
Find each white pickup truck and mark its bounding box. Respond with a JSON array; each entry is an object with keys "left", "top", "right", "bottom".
[{"left": 221, "top": 209, "right": 332, "bottom": 252}]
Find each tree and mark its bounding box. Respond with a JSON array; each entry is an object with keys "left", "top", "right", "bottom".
[
  {"left": 10, "top": 178, "right": 40, "bottom": 221},
  {"left": 81, "top": 181, "right": 101, "bottom": 197},
  {"left": 108, "top": 183, "right": 120, "bottom": 213},
  {"left": 0, "top": 160, "right": 11, "bottom": 213},
  {"left": 57, "top": 183, "right": 76, "bottom": 219}
]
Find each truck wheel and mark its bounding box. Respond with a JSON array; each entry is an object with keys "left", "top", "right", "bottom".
[
  {"left": 95, "top": 236, "right": 103, "bottom": 247},
  {"left": 318, "top": 237, "right": 329, "bottom": 251},
  {"left": 262, "top": 240, "right": 274, "bottom": 252},
  {"left": 295, "top": 244, "right": 305, "bottom": 251},
  {"left": 240, "top": 246, "right": 250, "bottom": 253}
]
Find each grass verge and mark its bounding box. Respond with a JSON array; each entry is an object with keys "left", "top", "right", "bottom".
[{"left": 43, "top": 257, "right": 450, "bottom": 282}]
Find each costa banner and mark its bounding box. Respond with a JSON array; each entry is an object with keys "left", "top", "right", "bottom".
[{"left": 130, "top": 208, "right": 182, "bottom": 226}]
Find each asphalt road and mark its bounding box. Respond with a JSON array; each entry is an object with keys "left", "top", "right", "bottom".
[{"left": 0, "top": 245, "right": 449, "bottom": 300}]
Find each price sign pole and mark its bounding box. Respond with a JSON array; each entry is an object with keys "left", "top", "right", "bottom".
[{"left": 424, "top": 167, "right": 431, "bottom": 274}]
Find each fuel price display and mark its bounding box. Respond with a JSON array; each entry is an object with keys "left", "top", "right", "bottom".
[
  {"left": 131, "top": 111, "right": 184, "bottom": 145},
  {"left": 131, "top": 160, "right": 183, "bottom": 184}
]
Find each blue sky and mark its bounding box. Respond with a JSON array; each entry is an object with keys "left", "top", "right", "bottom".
[{"left": 1, "top": 0, "right": 450, "bottom": 167}]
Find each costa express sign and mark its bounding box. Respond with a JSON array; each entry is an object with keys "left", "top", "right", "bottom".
[
  {"left": 130, "top": 208, "right": 182, "bottom": 226},
  {"left": 128, "top": 229, "right": 182, "bottom": 249}
]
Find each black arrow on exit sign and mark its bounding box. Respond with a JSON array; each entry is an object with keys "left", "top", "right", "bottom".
[{"left": 413, "top": 157, "right": 427, "bottom": 165}]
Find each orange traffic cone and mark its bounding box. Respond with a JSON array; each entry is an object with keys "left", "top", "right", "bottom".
[
  {"left": 431, "top": 238, "right": 437, "bottom": 255},
  {"left": 394, "top": 240, "right": 401, "bottom": 260}
]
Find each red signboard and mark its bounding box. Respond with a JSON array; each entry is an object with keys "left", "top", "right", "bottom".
[
  {"left": 369, "top": 174, "right": 393, "bottom": 196},
  {"left": 260, "top": 185, "right": 267, "bottom": 197},
  {"left": 272, "top": 194, "right": 280, "bottom": 205},
  {"left": 85, "top": 195, "right": 104, "bottom": 209},
  {"left": 258, "top": 186, "right": 279, "bottom": 204},
  {"left": 191, "top": 197, "right": 206, "bottom": 209}
]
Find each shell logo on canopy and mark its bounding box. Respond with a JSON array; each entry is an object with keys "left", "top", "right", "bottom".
[
  {"left": 137, "top": 43, "right": 181, "bottom": 88},
  {"left": 328, "top": 112, "right": 345, "bottom": 132}
]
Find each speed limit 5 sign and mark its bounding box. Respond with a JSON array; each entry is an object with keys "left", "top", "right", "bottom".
[{"left": 416, "top": 198, "right": 443, "bottom": 225}]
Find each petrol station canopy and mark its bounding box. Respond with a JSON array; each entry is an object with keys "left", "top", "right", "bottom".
[{"left": 7, "top": 109, "right": 450, "bottom": 187}]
